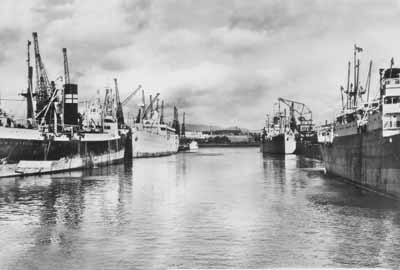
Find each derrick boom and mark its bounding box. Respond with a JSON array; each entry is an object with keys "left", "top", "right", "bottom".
[{"left": 32, "top": 32, "right": 51, "bottom": 116}]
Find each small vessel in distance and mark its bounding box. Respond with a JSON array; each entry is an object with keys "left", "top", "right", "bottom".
[
  {"left": 188, "top": 140, "right": 199, "bottom": 152},
  {"left": 260, "top": 98, "right": 296, "bottom": 154},
  {"left": 321, "top": 45, "right": 400, "bottom": 198}
]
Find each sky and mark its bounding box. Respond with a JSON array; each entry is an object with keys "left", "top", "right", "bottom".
[{"left": 1, "top": 0, "right": 400, "bottom": 129}]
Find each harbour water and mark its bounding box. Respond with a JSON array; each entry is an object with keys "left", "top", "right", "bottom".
[{"left": 1, "top": 147, "right": 400, "bottom": 269}]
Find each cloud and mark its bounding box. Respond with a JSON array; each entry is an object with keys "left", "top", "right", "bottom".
[
  {"left": 1, "top": 0, "right": 400, "bottom": 128},
  {"left": 0, "top": 27, "right": 22, "bottom": 63},
  {"left": 32, "top": 0, "right": 75, "bottom": 22}
]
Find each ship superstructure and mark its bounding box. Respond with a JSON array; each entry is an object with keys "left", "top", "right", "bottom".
[{"left": 321, "top": 45, "right": 400, "bottom": 198}]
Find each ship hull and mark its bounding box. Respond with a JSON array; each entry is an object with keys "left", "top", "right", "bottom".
[
  {"left": 295, "top": 141, "right": 322, "bottom": 160},
  {"left": 321, "top": 128, "right": 400, "bottom": 198},
  {"left": 0, "top": 127, "right": 128, "bottom": 166},
  {"left": 260, "top": 133, "right": 296, "bottom": 154},
  {"left": 132, "top": 130, "right": 179, "bottom": 158}
]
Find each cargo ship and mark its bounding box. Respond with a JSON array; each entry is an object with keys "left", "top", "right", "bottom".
[
  {"left": 321, "top": 45, "right": 400, "bottom": 198},
  {"left": 260, "top": 98, "right": 296, "bottom": 154},
  {"left": 294, "top": 120, "right": 332, "bottom": 160},
  {"left": 124, "top": 89, "right": 179, "bottom": 158},
  {"left": 0, "top": 33, "right": 130, "bottom": 175},
  {"left": 274, "top": 98, "right": 321, "bottom": 159}
]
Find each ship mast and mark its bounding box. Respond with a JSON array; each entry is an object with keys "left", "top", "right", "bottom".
[
  {"left": 181, "top": 112, "right": 186, "bottom": 136},
  {"left": 141, "top": 89, "right": 146, "bottom": 121},
  {"left": 160, "top": 100, "right": 164, "bottom": 124},
  {"left": 353, "top": 44, "right": 363, "bottom": 107},
  {"left": 353, "top": 45, "right": 357, "bottom": 107},
  {"left": 346, "top": 61, "right": 351, "bottom": 110},
  {"left": 114, "top": 78, "right": 125, "bottom": 127},
  {"left": 22, "top": 40, "right": 35, "bottom": 125},
  {"left": 149, "top": 94, "right": 153, "bottom": 119}
]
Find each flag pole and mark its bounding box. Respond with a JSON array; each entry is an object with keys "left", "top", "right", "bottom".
[{"left": 390, "top": 57, "right": 394, "bottom": 78}]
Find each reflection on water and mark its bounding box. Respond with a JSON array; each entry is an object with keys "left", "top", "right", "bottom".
[{"left": 1, "top": 148, "right": 400, "bottom": 269}]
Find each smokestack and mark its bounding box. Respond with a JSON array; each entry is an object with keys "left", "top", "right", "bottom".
[{"left": 63, "top": 83, "right": 78, "bottom": 126}]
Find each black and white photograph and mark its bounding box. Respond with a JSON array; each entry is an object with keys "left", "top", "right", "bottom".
[{"left": 0, "top": 0, "right": 400, "bottom": 269}]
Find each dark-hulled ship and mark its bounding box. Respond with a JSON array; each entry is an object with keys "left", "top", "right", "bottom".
[
  {"left": 260, "top": 98, "right": 296, "bottom": 154},
  {"left": 0, "top": 33, "right": 129, "bottom": 174},
  {"left": 321, "top": 45, "right": 400, "bottom": 198}
]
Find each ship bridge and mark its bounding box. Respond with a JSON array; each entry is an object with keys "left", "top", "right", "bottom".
[
  {"left": 382, "top": 67, "right": 400, "bottom": 136},
  {"left": 383, "top": 68, "right": 400, "bottom": 79}
]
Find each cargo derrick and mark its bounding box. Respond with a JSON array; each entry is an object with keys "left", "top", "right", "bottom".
[
  {"left": 32, "top": 32, "right": 52, "bottom": 125},
  {"left": 277, "top": 97, "right": 313, "bottom": 138},
  {"left": 142, "top": 93, "right": 160, "bottom": 122},
  {"left": 119, "top": 84, "right": 141, "bottom": 125},
  {"left": 103, "top": 88, "right": 116, "bottom": 120},
  {"left": 122, "top": 85, "right": 142, "bottom": 106}
]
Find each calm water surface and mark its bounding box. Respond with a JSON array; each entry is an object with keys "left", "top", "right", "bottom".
[{"left": 1, "top": 147, "right": 400, "bottom": 269}]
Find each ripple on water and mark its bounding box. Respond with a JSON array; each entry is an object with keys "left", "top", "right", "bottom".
[{"left": 0, "top": 148, "right": 400, "bottom": 269}]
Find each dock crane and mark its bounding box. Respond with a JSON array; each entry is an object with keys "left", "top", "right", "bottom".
[
  {"left": 277, "top": 97, "right": 313, "bottom": 134},
  {"left": 278, "top": 97, "right": 312, "bottom": 123},
  {"left": 120, "top": 84, "right": 142, "bottom": 125},
  {"left": 32, "top": 32, "right": 52, "bottom": 117}
]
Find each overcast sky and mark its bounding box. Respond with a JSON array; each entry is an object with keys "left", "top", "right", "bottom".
[{"left": 1, "top": 0, "right": 400, "bottom": 129}]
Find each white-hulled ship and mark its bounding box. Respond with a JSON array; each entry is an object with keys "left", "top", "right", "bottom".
[
  {"left": 124, "top": 89, "right": 178, "bottom": 158},
  {"left": 260, "top": 98, "right": 296, "bottom": 154},
  {"left": 321, "top": 45, "right": 400, "bottom": 198},
  {"left": 132, "top": 121, "right": 179, "bottom": 157},
  {"left": 0, "top": 33, "right": 130, "bottom": 176}
]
